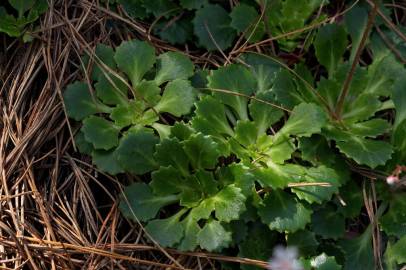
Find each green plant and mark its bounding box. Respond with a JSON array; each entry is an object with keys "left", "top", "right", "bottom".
[
  {"left": 0, "top": 0, "right": 48, "bottom": 39},
  {"left": 63, "top": 13, "right": 406, "bottom": 269},
  {"left": 63, "top": 40, "right": 197, "bottom": 174},
  {"left": 116, "top": 0, "right": 325, "bottom": 51}
]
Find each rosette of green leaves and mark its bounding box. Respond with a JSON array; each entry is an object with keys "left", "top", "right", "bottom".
[
  {"left": 0, "top": 0, "right": 48, "bottom": 39},
  {"left": 63, "top": 40, "right": 197, "bottom": 174},
  {"left": 119, "top": 59, "right": 343, "bottom": 252},
  {"left": 120, "top": 127, "right": 249, "bottom": 252},
  {"left": 270, "top": 22, "right": 404, "bottom": 168},
  {"left": 191, "top": 62, "right": 343, "bottom": 232}
]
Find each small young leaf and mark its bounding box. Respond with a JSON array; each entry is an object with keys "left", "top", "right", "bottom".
[
  {"left": 258, "top": 190, "right": 312, "bottom": 233},
  {"left": 115, "top": 129, "right": 159, "bottom": 174},
  {"left": 120, "top": 183, "right": 179, "bottom": 222},
  {"left": 81, "top": 116, "right": 120, "bottom": 150},
  {"left": 154, "top": 52, "right": 194, "bottom": 85},
  {"left": 193, "top": 4, "right": 236, "bottom": 51},
  {"left": 197, "top": 220, "right": 232, "bottom": 251},
  {"left": 155, "top": 79, "right": 196, "bottom": 117},
  {"left": 114, "top": 40, "right": 156, "bottom": 86}
]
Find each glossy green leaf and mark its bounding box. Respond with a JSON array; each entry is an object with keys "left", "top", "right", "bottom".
[
  {"left": 115, "top": 129, "right": 159, "bottom": 174},
  {"left": 345, "top": 6, "right": 368, "bottom": 63},
  {"left": 197, "top": 220, "right": 232, "bottom": 251},
  {"left": 154, "top": 52, "right": 194, "bottom": 85},
  {"left": 336, "top": 137, "right": 393, "bottom": 168},
  {"left": 145, "top": 211, "right": 185, "bottom": 247},
  {"left": 213, "top": 185, "right": 246, "bottom": 222},
  {"left": 94, "top": 74, "right": 128, "bottom": 105},
  {"left": 339, "top": 227, "right": 374, "bottom": 270},
  {"left": 291, "top": 166, "right": 341, "bottom": 204},
  {"left": 91, "top": 149, "right": 124, "bottom": 175},
  {"left": 120, "top": 183, "right": 179, "bottom": 222},
  {"left": 81, "top": 116, "right": 120, "bottom": 150},
  {"left": 74, "top": 130, "right": 93, "bottom": 155},
  {"left": 63, "top": 82, "right": 110, "bottom": 121},
  {"left": 193, "top": 4, "right": 236, "bottom": 51},
  {"left": 314, "top": 24, "right": 348, "bottom": 75},
  {"left": 230, "top": 4, "right": 265, "bottom": 42},
  {"left": 239, "top": 52, "right": 281, "bottom": 92},
  {"left": 192, "top": 95, "right": 234, "bottom": 137},
  {"left": 155, "top": 79, "right": 196, "bottom": 117},
  {"left": 208, "top": 64, "right": 256, "bottom": 120},
  {"left": 276, "top": 103, "right": 327, "bottom": 141},
  {"left": 154, "top": 138, "right": 189, "bottom": 175},
  {"left": 114, "top": 40, "right": 156, "bottom": 86},
  {"left": 182, "top": 133, "right": 220, "bottom": 170},
  {"left": 348, "top": 119, "right": 390, "bottom": 138},
  {"left": 249, "top": 91, "right": 284, "bottom": 135},
  {"left": 178, "top": 216, "right": 201, "bottom": 251},
  {"left": 258, "top": 190, "right": 312, "bottom": 233},
  {"left": 136, "top": 80, "right": 161, "bottom": 105},
  {"left": 90, "top": 44, "right": 116, "bottom": 81}
]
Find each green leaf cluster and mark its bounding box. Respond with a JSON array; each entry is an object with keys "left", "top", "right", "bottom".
[
  {"left": 63, "top": 40, "right": 197, "bottom": 174},
  {"left": 115, "top": 0, "right": 325, "bottom": 51},
  {"left": 0, "top": 0, "right": 48, "bottom": 39}
]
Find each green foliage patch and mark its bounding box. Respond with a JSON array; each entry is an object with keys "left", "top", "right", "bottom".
[{"left": 63, "top": 3, "right": 406, "bottom": 269}]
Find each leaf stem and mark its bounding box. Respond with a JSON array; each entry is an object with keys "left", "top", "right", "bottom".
[{"left": 335, "top": 0, "right": 379, "bottom": 118}]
